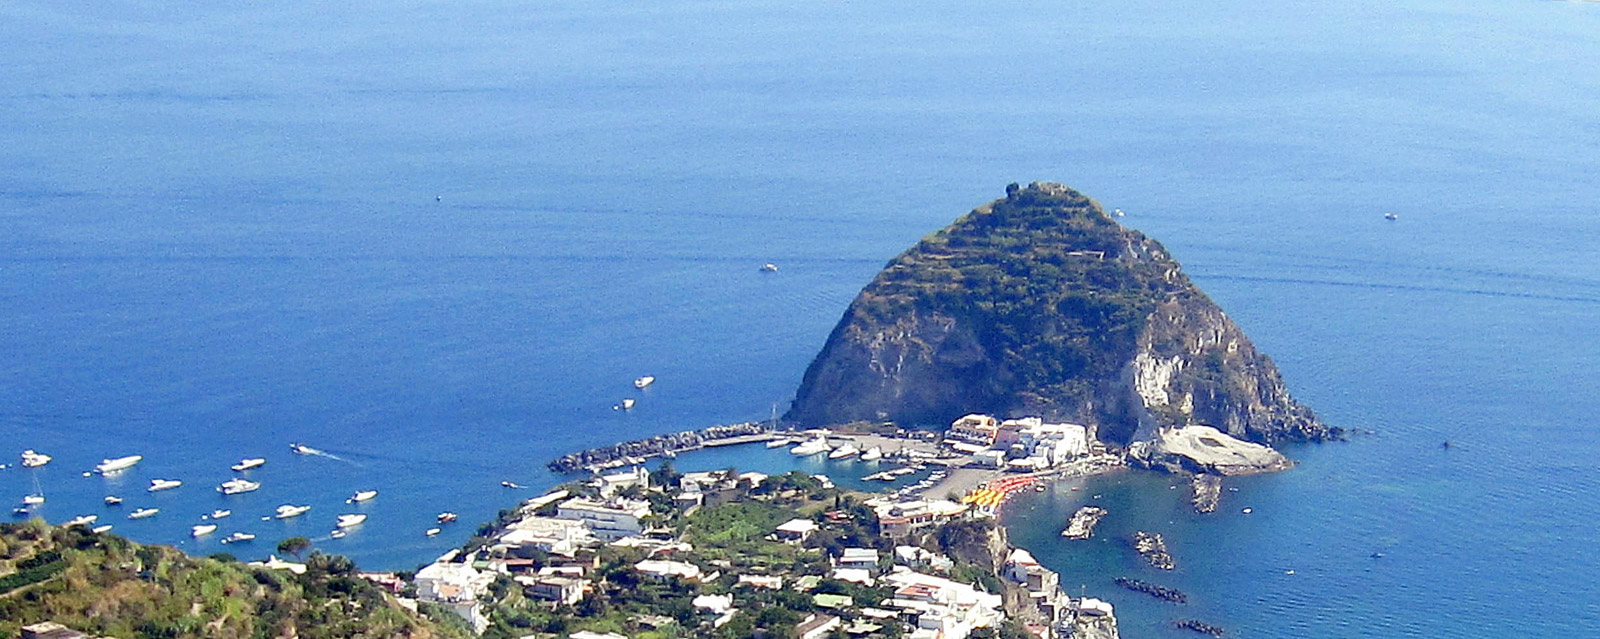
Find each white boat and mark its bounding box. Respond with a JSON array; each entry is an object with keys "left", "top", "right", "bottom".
[
  {"left": 329, "top": 530, "right": 347, "bottom": 539},
  {"left": 437, "top": 512, "right": 458, "bottom": 524},
  {"left": 274, "top": 504, "right": 311, "bottom": 519},
  {"left": 500, "top": 481, "right": 521, "bottom": 489},
  {"left": 221, "top": 532, "right": 255, "bottom": 544},
  {"left": 191, "top": 524, "right": 218, "bottom": 537},
  {"left": 64, "top": 515, "right": 97, "bottom": 527},
  {"left": 1384, "top": 213, "right": 1398, "bottom": 221},
  {"left": 425, "top": 528, "right": 441, "bottom": 537},
  {"left": 209, "top": 509, "right": 232, "bottom": 519},
  {"left": 617, "top": 398, "right": 636, "bottom": 410},
  {"left": 91, "top": 524, "right": 113, "bottom": 534},
  {"left": 11, "top": 507, "right": 29, "bottom": 516},
  {"left": 860, "top": 446, "right": 884, "bottom": 461},
  {"left": 22, "top": 494, "right": 45, "bottom": 506},
  {"left": 20, "top": 450, "right": 51, "bottom": 468},
  {"left": 289, "top": 443, "right": 320, "bottom": 455},
  {"left": 231, "top": 458, "right": 266, "bottom": 472},
  {"left": 218, "top": 479, "right": 261, "bottom": 495},
  {"left": 128, "top": 508, "right": 159, "bottom": 519},
  {"left": 633, "top": 376, "right": 655, "bottom": 389},
  {"left": 790, "top": 437, "right": 832, "bottom": 456},
  {"left": 96, "top": 455, "right": 143, "bottom": 474},
  {"left": 336, "top": 513, "right": 367, "bottom": 528},
  {"left": 765, "top": 438, "right": 792, "bottom": 448},
  {"left": 828, "top": 444, "right": 860, "bottom": 460},
  {"left": 148, "top": 479, "right": 183, "bottom": 492},
  {"left": 104, "top": 496, "right": 123, "bottom": 506},
  {"left": 760, "top": 263, "right": 779, "bottom": 272},
  {"left": 346, "top": 490, "right": 378, "bottom": 503}
]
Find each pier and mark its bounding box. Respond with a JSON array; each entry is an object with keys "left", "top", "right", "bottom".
[{"left": 546, "top": 422, "right": 775, "bottom": 473}]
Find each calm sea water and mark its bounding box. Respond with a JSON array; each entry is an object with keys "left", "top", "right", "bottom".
[{"left": 4, "top": 0, "right": 1599, "bottom": 636}]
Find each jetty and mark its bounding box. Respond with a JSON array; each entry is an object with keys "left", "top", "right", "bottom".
[
  {"left": 1191, "top": 473, "right": 1222, "bottom": 513},
  {"left": 546, "top": 422, "right": 774, "bottom": 473},
  {"left": 1061, "top": 506, "right": 1107, "bottom": 539},
  {"left": 1114, "top": 577, "right": 1187, "bottom": 603},
  {"left": 1133, "top": 531, "right": 1175, "bottom": 570}
]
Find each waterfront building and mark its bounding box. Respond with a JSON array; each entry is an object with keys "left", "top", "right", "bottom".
[{"left": 555, "top": 498, "right": 651, "bottom": 541}]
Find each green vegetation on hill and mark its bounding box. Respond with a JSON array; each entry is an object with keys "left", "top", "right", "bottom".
[{"left": 0, "top": 520, "right": 467, "bottom": 639}]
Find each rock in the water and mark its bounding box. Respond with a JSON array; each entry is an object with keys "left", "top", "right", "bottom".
[
  {"left": 1130, "top": 425, "right": 1293, "bottom": 476},
  {"left": 785, "top": 182, "right": 1336, "bottom": 445}
]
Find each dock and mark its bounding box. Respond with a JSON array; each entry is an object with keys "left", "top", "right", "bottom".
[{"left": 546, "top": 422, "right": 775, "bottom": 473}]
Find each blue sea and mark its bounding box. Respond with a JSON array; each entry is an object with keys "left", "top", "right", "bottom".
[{"left": 3, "top": 0, "right": 1599, "bottom": 636}]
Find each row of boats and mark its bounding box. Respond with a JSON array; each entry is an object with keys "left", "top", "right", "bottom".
[
  {"left": 776, "top": 436, "right": 886, "bottom": 461},
  {"left": 614, "top": 376, "right": 655, "bottom": 411}
]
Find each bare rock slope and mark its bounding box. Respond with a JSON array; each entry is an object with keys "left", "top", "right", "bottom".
[{"left": 785, "top": 182, "right": 1336, "bottom": 445}]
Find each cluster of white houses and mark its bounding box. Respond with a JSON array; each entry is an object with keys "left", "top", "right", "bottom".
[{"left": 947, "top": 415, "right": 1098, "bottom": 471}]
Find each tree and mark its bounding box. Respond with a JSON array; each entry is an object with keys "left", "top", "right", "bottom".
[{"left": 277, "top": 536, "right": 312, "bottom": 560}]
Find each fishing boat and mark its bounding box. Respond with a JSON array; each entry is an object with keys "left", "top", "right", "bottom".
[
  {"left": 218, "top": 479, "right": 261, "bottom": 495},
  {"left": 346, "top": 490, "right": 378, "bottom": 503},
  {"left": 91, "top": 524, "right": 113, "bottom": 534},
  {"left": 209, "top": 509, "right": 232, "bottom": 519},
  {"left": 633, "top": 376, "right": 655, "bottom": 389},
  {"left": 231, "top": 458, "right": 266, "bottom": 472},
  {"left": 437, "top": 512, "right": 458, "bottom": 524},
  {"left": 828, "top": 444, "right": 860, "bottom": 460},
  {"left": 221, "top": 532, "right": 255, "bottom": 544},
  {"left": 104, "top": 496, "right": 123, "bottom": 506},
  {"left": 64, "top": 515, "right": 97, "bottom": 527},
  {"left": 96, "top": 455, "right": 143, "bottom": 474},
  {"left": 128, "top": 508, "right": 159, "bottom": 519},
  {"left": 20, "top": 450, "right": 51, "bottom": 468},
  {"left": 336, "top": 513, "right": 368, "bottom": 528},
  {"left": 860, "top": 446, "right": 884, "bottom": 462},
  {"left": 192, "top": 524, "right": 218, "bottom": 537},
  {"left": 274, "top": 504, "right": 311, "bottom": 519},
  {"left": 148, "top": 479, "right": 183, "bottom": 492}
]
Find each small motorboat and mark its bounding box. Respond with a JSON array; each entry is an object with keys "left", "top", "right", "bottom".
[
  {"left": 221, "top": 532, "right": 255, "bottom": 544},
  {"left": 64, "top": 515, "right": 98, "bottom": 527},
  {"left": 104, "top": 496, "right": 123, "bottom": 506},
  {"left": 330, "top": 530, "right": 347, "bottom": 539},
  {"left": 96, "top": 455, "right": 143, "bottom": 474},
  {"left": 20, "top": 450, "right": 52, "bottom": 468},
  {"left": 425, "top": 528, "right": 441, "bottom": 537},
  {"left": 616, "top": 398, "right": 636, "bottom": 410},
  {"left": 760, "top": 263, "right": 779, "bottom": 272},
  {"left": 633, "top": 376, "right": 655, "bottom": 389},
  {"left": 218, "top": 479, "right": 261, "bottom": 495},
  {"left": 859, "top": 446, "right": 883, "bottom": 462},
  {"left": 209, "top": 509, "right": 232, "bottom": 519},
  {"left": 765, "top": 438, "right": 792, "bottom": 448},
  {"left": 437, "top": 512, "right": 458, "bottom": 524},
  {"left": 274, "top": 504, "right": 311, "bottom": 519},
  {"left": 336, "top": 513, "right": 367, "bottom": 528},
  {"left": 346, "top": 490, "right": 378, "bottom": 503},
  {"left": 289, "top": 443, "right": 320, "bottom": 455},
  {"left": 192, "top": 524, "right": 218, "bottom": 537},
  {"left": 501, "top": 481, "right": 521, "bottom": 489},
  {"left": 11, "top": 507, "right": 30, "bottom": 516},
  {"left": 128, "top": 508, "right": 160, "bottom": 519},
  {"left": 1384, "top": 213, "right": 1398, "bottom": 221},
  {"left": 148, "top": 479, "right": 183, "bottom": 492},
  {"left": 231, "top": 458, "right": 266, "bottom": 472},
  {"left": 22, "top": 494, "right": 45, "bottom": 506},
  {"left": 91, "top": 524, "right": 113, "bottom": 534}
]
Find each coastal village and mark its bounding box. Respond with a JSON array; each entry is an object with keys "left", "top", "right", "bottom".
[{"left": 377, "top": 413, "right": 1281, "bottom": 639}]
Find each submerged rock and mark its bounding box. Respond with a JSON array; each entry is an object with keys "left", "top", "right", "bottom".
[{"left": 785, "top": 182, "right": 1336, "bottom": 445}]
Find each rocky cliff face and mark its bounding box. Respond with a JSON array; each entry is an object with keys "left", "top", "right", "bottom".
[{"left": 786, "top": 182, "right": 1336, "bottom": 445}]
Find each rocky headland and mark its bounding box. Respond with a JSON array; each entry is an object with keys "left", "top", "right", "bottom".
[{"left": 786, "top": 182, "right": 1338, "bottom": 446}]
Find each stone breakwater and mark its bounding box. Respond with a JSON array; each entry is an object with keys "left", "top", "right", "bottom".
[
  {"left": 546, "top": 422, "right": 771, "bottom": 473},
  {"left": 1114, "top": 577, "right": 1187, "bottom": 604},
  {"left": 1191, "top": 474, "right": 1222, "bottom": 513},
  {"left": 1133, "top": 531, "right": 1175, "bottom": 570}
]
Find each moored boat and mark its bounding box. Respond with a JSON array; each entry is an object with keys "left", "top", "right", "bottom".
[
  {"left": 209, "top": 509, "right": 232, "bottom": 519},
  {"left": 231, "top": 458, "right": 266, "bottom": 472},
  {"left": 860, "top": 446, "right": 884, "bottom": 461},
  {"left": 425, "top": 527, "right": 441, "bottom": 537},
  {"left": 346, "top": 490, "right": 378, "bottom": 503},
  {"left": 437, "top": 512, "right": 458, "bottom": 524},
  {"left": 218, "top": 479, "right": 261, "bottom": 495},
  {"left": 790, "top": 437, "right": 831, "bottom": 456},
  {"left": 148, "top": 479, "right": 183, "bottom": 492},
  {"left": 274, "top": 504, "right": 311, "bottom": 519},
  {"left": 760, "top": 263, "right": 779, "bottom": 272},
  {"left": 221, "top": 532, "right": 255, "bottom": 544},
  {"left": 104, "top": 496, "right": 123, "bottom": 506},
  {"left": 20, "top": 450, "right": 52, "bottom": 468},
  {"left": 91, "top": 524, "right": 113, "bottom": 534},
  {"left": 336, "top": 513, "right": 368, "bottom": 528},
  {"left": 96, "top": 455, "right": 143, "bottom": 474},
  {"left": 765, "top": 438, "right": 792, "bottom": 448},
  {"left": 633, "top": 376, "right": 655, "bottom": 389},
  {"left": 192, "top": 524, "right": 218, "bottom": 537},
  {"left": 128, "top": 507, "right": 159, "bottom": 519},
  {"left": 64, "top": 515, "right": 98, "bottom": 527},
  {"left": 828, "top": 444, "right": 860, "bottom": 460}
]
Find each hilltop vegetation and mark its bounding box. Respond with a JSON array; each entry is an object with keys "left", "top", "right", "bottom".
[
  {"left": 0, "top": 520, "right": 467, "bottom": 639},
  {"left": 788, "top": 182, "right": 1334, "bottom": 444}
]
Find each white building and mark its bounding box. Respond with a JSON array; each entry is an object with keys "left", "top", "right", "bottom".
[
  {"left": 634, "top": 559, "right": 703, "bottom": 581},
  {"left": 596, "top": 467, "right": 649, "bottom": 498},
  {"left": 414, "top": 555, "right": 496, "bottom": 633},
  {"left": 775, "top": 518, "right": 819, "bottom": 543},
  {"left": 495, "top": 516, "right": 597, "bottom": 556},
  {"left": 556, "top": 498, "right": 651, "bottom": 541},
  {"left": 835, "top": 547, "right": 881, "bottom": 573}
]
